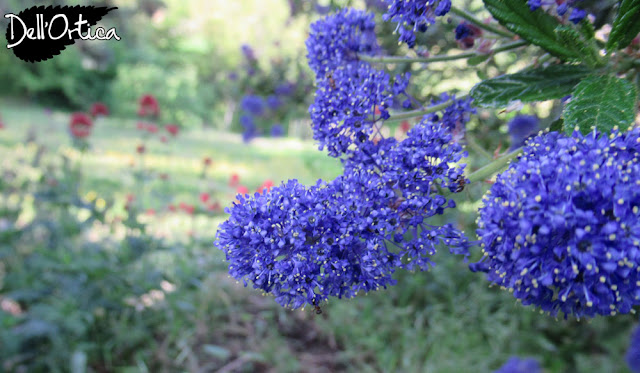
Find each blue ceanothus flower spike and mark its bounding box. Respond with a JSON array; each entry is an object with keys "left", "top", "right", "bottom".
[
  {"left": 472, "top": 128, "right": 640, "bottom": 318},
  {"left": 215, "top": 108, "right": 472, "bottom": 309},
  {"left": 305, "top": 8, "right": 379, "bottom": 77},
  {"left": 309, "top": 61, "right": 411, "bottom": 157},
  {"left": 382, "top": 0, "right": 452, "bottom": 48}
]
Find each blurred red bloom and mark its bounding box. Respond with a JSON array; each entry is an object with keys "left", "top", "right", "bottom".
[
  {"left": 168, "top": 204, "right": 176, "bottom": 212},
  {"left": 400, "top": 121, "right": 411, "bottom": 133},
  {"left": 90, "top": 102, "right": 109, "bottom": 118},
  {"left": 237, "top": 185, "right": 249, "bottom": 195},
  {"left": 136, "top": 121, "right": 147, "bottom": 130},
  {"left": 146, "top": 208, "right": 156, "bottom": 215},
  {"left": 229, "top": 173, "right": 240, "bottom": 187},
  {"left": 203, "top": 157, "right": 212, "bottom": 166},
  {"left": 207, "top": 202, "right": 221, "bottom": 212},
  {"left": 0, "top": 121, "right": 4, "bottom": 130},
  {"left": 146, "top": 123, "right": 159, "bottom": 133},
  {"left": 160, "top": 135, "right": 168, "bottom": 143},
  {"left": 256, "top": 179, "right": 274, "bottom": 193},
  {"left": 165, "top": 124, "right": 179, "bottom": 136},
  {"left": 159, "top": 173, "right": 169, "bottom": 180},
  {"left": 138, "top": 94, "right": 160, "bottom": 118},
  {"left": 69, "top": 112, "right": 93, "bottom": 138},
  {"left": 126, "top": 194, "right": 135, "bottom": 203},
  {"left": 200, "top": 192, "right": 210, "bottom": 204},
  {"left": 182, "top": 204, "right": 195, "bottom": 215},
  {"left": 136, "top": 144, "right": 145, "bottom": 154}
]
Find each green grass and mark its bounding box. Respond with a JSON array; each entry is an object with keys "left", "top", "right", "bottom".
[{"left": 0, "top": 99, "right": 637, "bottom": 372}]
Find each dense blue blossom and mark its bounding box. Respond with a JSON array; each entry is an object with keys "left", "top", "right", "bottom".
[
  {"left": 627, "top": 325, "right": 640, "bottom": 373},
  {"left": 241, "top": 95, "right": 265, "bottom": 116},
  {"left": 508, "top": 115, "right": 539, "bottom": 150},
  {"left": 215, "top": 176, "right": 402, "bottom": 309},
  {"left": 423, "top": 93, "right": 475, "bottom": 142},
  {"left": 241, "top": 44, "right": 256, "bottom": 62},
  {"left": 216, "top": 113, "right": 470, "bottom": 309},
  {"left": 306, "top": 8, "right": 379, "bottom": 76},
  {"left": 271, "top": 123, "right": 285, "bottom": 137},
  {"left": 309, "top": 61, "right": 410, "bottom": 157},
  {"left": 472, "top": 128, "right": 640, "bottom": 318},
  {"left": 266, "top": 95, "right": 281, "bottom": 110},
  {"left": 240, "top": 115, "right": 258, "bottom": 143},
  {"left": 382, "top": 0, "right": 451, "bottom": 48},
  {"left": 494, "top": 357, "right": 542, "bottom": 373}
]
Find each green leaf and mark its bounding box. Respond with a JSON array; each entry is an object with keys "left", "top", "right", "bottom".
[
  {"left": 607, "top": 0, "right": 640, "bottom": 50},
  {"left": 563, "top": 74, "right": 637, "bottom": 135},
  {"left": 554, "top": 26, "right": 602, "bottom": 67},
  {"left": 483, "top": 0, "right": 579, "bottom": 60},
  {"left": 470, "top": 65, "right": 590, "bottom": 108},
  {"left": 549, "top": 118, "right": 564, "bottom": 132}
]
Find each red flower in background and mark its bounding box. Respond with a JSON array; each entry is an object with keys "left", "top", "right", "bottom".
[
  {"left": 146, "top": 208, "right": 156, "bottom": 216},
  {"left": 69, "top": 112, "right": 93, "bottom": 138},
  {"left": 207, "top": 202, "right": 221, "bottom": 212},
  {"left": 90, "top": 102, "right": 109, "bottom": 118},
  {"left": 168, "top": 204, "right": 176, "bottom": 212},
  {"left": 203, "top": 157, "right": 212, "bottom": 166},
  {"left": 179, "top": 203, "right": 195, "bottom": 215},
  {"left": 229, "top": 173, "right": 240, "bottom": 187},
  {"left": 160, "top": 135, "right": 168, "bottom": 143},
  {"left": 200, "top": 192, "right": 210, "bottom": 204},
  {"left": 138, "top": 94, "right": 160, "bottom": 118},
  {"left": 256, "top": 180, "right": 274, "bottom": 194},
  {"left": 125, "top": 194, "right": 135, "bottom": 210},
  {"left": 146, "top": 123, "right": 159, "bottom": 133},
  {"left": 165, "top": 124, "right": 179, "bottom": 136},
  {"left": 400, "top": 121, "right": 411, "bottom": 133},
  {"left": 136, "top": 144, "right": 146, "bottom": 154},
  {"left": 237, "top": 185, "right": 249, "bottom": 195}
]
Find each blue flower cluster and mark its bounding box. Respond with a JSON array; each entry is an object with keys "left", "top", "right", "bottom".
[
  {"left": 216, "top": 8, "right": 476, "bottom": 310},
  {"left": 494, "top": 357, "right": 542, "bottom": 373},
  {"left": 240, "top": 95, "right": 266, "bottom": 116},
  {"left": 508, "top": 114, "right": 539, "bottom": 150},
  {"left": 240, "top": 114, "right": 259, "bottom": 143},
  {"left": 305, "top": 8, "right": 379, "bottom": 76},
  {"left": 238, "top": 87, "right": 295, "bottom": 141},
  {"left": 527, "top": 0, "right": 587, "bottom": 24},
  {"left": 472, "top": 128, "right": 640, "bottom": 318},
  {"left": 425, "top": 93, "right": 475, "bottom": 142},
  {"left": 309, "top": 61, "right": 410, "bottom": 157},
  {"left": 216, "top": 114, "right": 470, "bottom": 308},
  {"left": 382, "top": 0, "right": 452, "bottom": 48}
]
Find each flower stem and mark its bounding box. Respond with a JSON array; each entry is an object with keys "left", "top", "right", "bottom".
[
  {"left": 383, "top": 94, "right": 469, "bottom": 123},
  {"left": 467, "top": 149, "right": 523, "bottom": 184},
  {"left": 359, "top": 40, "right": 528, "bottom": 65},
  {"left": 465, "top": 133, "right": 493, "bottom": 160},
  {"left": 449, "top": 6, "right": 514, "bottom": 39}
]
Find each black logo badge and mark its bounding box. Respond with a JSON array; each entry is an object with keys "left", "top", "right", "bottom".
[{"left": 5, "top": 5, "right": 120, "bottom": 63}]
